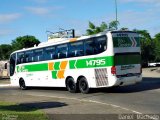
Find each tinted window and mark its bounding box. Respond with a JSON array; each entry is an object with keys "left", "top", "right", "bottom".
[
  {"left": 56, "top": 44, "right": 68, "bottom": 59},
  {"left": 95, "top": 36, "right": 107, "bottom": 54},
  {"left": 69, "top": 41, "right": 84, "bottom": 57},
  {"left": 10, "top": 53, "right": 16, "bottom": 76},
  {"left": 44, "top": 46, "right": 55, "bottom": 60},
  {"left": 17, "top": 52, "right": 25, "bottom": 64},
  {"left": 85, "top": 39, "right": 95, "bottom": 55},
  {"left": 34, "top": 49, "right": 44, "bottom": 62},
  {"left": 25, "top": 51, "right": 34, "bottom": 63}
]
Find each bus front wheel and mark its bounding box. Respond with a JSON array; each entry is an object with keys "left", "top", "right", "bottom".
[
  {"left": 19, "top": 79, "right": 27, "bottom": 90},
  {"left": 66, "top": 77, "right": 77, "bottom": 93},
  {"left": 79, "top": 77, "right": 89, "bottom": 94}
]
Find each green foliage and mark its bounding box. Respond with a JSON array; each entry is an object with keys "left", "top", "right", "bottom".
[
  {"left": 154, "top": 33, "right": 160, "bottom": 61},
  {"left": 134, "top": 29, "right": 156, "bottom": 65},
  {"left": 0, "top": 35, "right": 40, "bottom": 60},
  {"left": 0, "top": 44, "right": 12, "bottom": 60},
  {"left": 100, "top": 22, "right": 108, "bottom": 32},
  {"left": 86, "top": 29, "right": 94, "bottom": 36},
  {"left": 11, "top": 35, "right": 40, "bottom": 51},
  {"left": 86, "top": 21, "right": 101, "bottom": 35},
  {"left": 134, "top": 29, "right": 152, "bottom": 40},
  {"left": 86, "top": 20, "right": 119, "bottom": 35},
  {"left": 0, "top": 101, "right": 48, "bottom": 120},
  {"left": 109, "top": 20, "right": 119, "bottom": 30},
  {"left": 89, "top": 21, "right": 95, "bottom": 30}
]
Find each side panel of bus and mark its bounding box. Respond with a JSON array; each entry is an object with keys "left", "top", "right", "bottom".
[{"left": 10, "top": 34, "right": 112, "bottom": 88}]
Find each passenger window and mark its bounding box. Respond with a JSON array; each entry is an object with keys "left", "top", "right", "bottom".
[
  {"left": 17, "top": 52, "right": 25, "bottom": 64},
  {"left": 69, "top": 41, "right": 84, "bottom": 57},
  {"left": 95, "top": 36, "right": 107, "bottom": 54},
  {"left": 85, "top": 39, "right": 95, "bottom": 55},
  {"left": 25, "top": 51, "right": 34, "bottom": 63},
  {"left": 44, "top": 47, "right": 55, "bottom": 60},
  {"left": 56, "top": 44, "right": 68, "bottom": 59},
  {"left": 34, "top": 49, "right": 43, "bottom": 62}
]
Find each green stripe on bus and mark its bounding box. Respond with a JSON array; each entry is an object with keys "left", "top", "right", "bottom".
[
  {"left": 54, "top": 62, "right": 60, "bottom": 70},
  {"left": 16, "top": 55, "right": 141, "bottom": 74},
  {"left": 69, "top": 56, "right": 114, "bottom": 69},
  {"left": 115, "top": 55, "right": 141, "bottom": 65},
  {"left": 69, "top": 60, "right": 76, "bottom": 69},
  {"left": 24, "top": 63, "right": 48, "bottom": 72},
  {"left": 52, "top": 71, "right": 57, "bottom": 79}
]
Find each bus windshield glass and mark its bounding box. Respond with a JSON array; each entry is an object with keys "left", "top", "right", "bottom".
[{"left": 10, "top": 53, "right": 16, "bottom": 76}]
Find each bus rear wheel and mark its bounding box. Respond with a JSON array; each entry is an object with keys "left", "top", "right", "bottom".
[
  {"left": 79, "top": 77, "right": 89, "bottom": 94},
  {"left": 19, "top": 79, "right": 27, "bottom": 90},
  {"left": 66, "top": 77, "right": 77, "bottom": 93}
]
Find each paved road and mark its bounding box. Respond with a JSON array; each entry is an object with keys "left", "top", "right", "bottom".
[{"left": 0, "top": 68, "right": 160, "bottom": 115}]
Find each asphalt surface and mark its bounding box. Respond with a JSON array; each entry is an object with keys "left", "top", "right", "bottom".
[{"left": 0, "top": 68, "right": 160, "bottom": 119}]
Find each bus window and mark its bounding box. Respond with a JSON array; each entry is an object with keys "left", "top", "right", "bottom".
[
  {"left": 69, "top": 41, "right": 84, "bottom": 57},
  {"left": 56, "top": 44, "right": 68, "bottom": 59},
  {"left": 17, "top": 52, "right": 25, "bottom": 64},
  {"left": 34, "top": 49, "right": 44, "bottom": 62},
  {"left": 44, "top": 46, "right": 55, "bottom": 60},
  {"left": 25, "top": 51, "right": 34, "bottom": 63},
  {"left": 95, "top": 36, "right": 107, "bottom": 54},
  {"left": 10, "top": 53, "right": 16, "bottom": 76},
  {"left": 85, "top": 39, "right": 95, "bottom": 55}
]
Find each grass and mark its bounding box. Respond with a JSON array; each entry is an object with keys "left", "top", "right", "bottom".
[{"left": 0, "top": 101, "right": 49, "bottom": 120}]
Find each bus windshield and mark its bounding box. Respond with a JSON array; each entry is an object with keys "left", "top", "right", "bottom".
[{"left": 10, "top": 53, "right": 16, "bottom": 76}]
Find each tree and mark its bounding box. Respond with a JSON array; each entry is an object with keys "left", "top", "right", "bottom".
[
  {"left": 154, "top": 33, "right": 160, "bottom": 61},
  {"left": 11, "top": 35, "right": 40, "bottom": 51},
  {"left": 0, "top": 44, "right": 12, "bottom": 60},
  {"left": 134, "top": 29, "right": 154, "bottom": 65},
  {"left": 100, "top": 22, "right": 108, "bottom": 32},
  {"left": 109, "top": 20, "right": 119, "bottom": 30},
  {"left": 86, "top": 21, "right": 107, "bottom": 35},
  {"left": 86, "top": 20, "right": 119, "bottom": 35}
]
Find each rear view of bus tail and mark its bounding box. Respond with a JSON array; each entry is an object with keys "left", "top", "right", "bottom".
[{"left": 111, "top": 31, "right": 142, "bottom": 86}]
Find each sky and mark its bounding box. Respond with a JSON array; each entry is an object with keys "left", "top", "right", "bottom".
[{"left": 0, "top": 0, "right": 160, "bottom": 44}]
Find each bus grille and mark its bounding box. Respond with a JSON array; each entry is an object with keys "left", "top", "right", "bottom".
[{"left": 95, "top": 68, "right": 108, "bottom": 86}]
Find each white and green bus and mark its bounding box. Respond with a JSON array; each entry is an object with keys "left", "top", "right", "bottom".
[{"left": 9, "top": 31, "right": 142, "bottom": 93}]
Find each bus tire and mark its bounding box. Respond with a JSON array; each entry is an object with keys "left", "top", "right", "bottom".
[
  {"left": 19, "top": 78, "right": 27, "bottom": 90},
  {"left": 66, "top": 77, "right": 77, "bottom": 93},
  {"left": 79, "top": 77, "right": 89, "bottom": 94}
]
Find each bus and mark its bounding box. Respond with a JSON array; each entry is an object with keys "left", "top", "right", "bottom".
[{"left": 9, "top": 30, "right": 142, "bottom": 93}]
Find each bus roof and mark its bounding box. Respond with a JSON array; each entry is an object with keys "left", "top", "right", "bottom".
[{"left": 111, "top": 31, "right": 137, "bottom": 34}]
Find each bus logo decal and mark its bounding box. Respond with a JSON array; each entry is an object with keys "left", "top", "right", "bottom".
[{"left": 50, "top": 61, "right": 68, "bottom": 79}]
